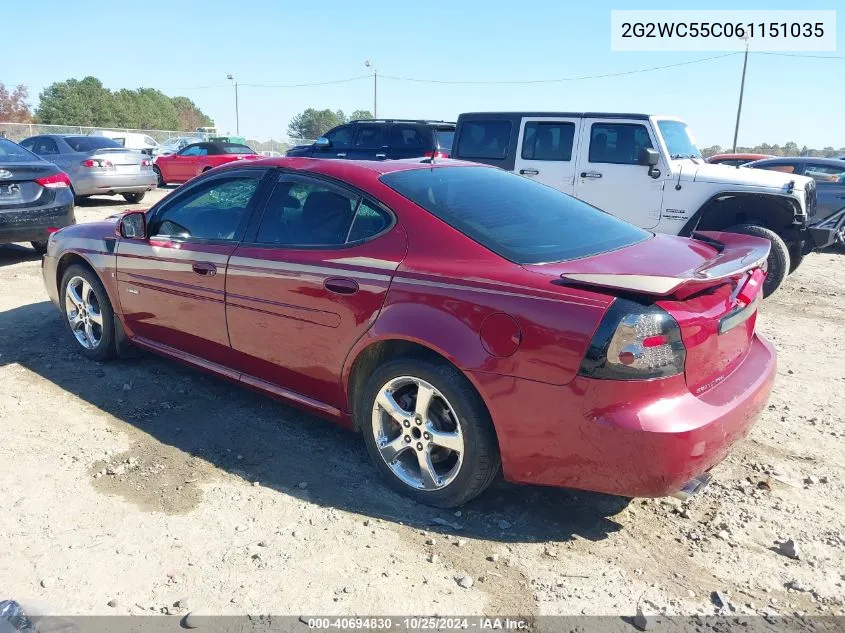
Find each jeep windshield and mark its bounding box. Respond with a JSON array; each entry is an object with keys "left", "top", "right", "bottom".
[
  {"left": 381, "top": 166, "right": 649, "bottom": 264},
  {"left": 657, "top": 120, "right": 702, "bottom": 161}
]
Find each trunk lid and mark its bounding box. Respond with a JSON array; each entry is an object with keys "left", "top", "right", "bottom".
[
  {"left": 0, "top": 161, "right": 59, "bottom": 206},
  {"left": 89, "top": 148, "right": 147, "bottom": 173},
  {"left": 524, "top": 231, "right": 769, "bottom": 394}
]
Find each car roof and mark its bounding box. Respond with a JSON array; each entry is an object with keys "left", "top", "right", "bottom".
[
  {"left": 457, "top": 112, "right": 652, "bottom": 120},
  {"left": 749, "top": 156, "right": 845, "bottom": 166},
  {"left": 220, "top": 156, "right": 484, "bottom": 179}
]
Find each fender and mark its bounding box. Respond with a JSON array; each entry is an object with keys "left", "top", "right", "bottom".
[{"left": 679, "top": 190, "right": 803, "bottom": 237}]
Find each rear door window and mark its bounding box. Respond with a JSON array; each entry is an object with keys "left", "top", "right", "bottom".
[
  {"left": 389, "top": 125, "right": 425, "bottom": 150},
  {"left": 803, "top": 163, "right": 845, "bottom": 183},
  {"left": 588, "top": 123, "right": 653, "bottom": 165},
  {"left": 32, "top": 138, "right": 60, "bottom": 156},
  {"left": 521, "top": 122, "right": 575, "bottom": 161},
  {"left": 456, "top": 121, "right": 512, "bottom": 159}
]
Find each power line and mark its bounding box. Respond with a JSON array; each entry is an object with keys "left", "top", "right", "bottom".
[
  {"left": 753, "top": 51, "right": 845, "bottom": 59},
  {"left": 379, "top": 52, "right": 742, "bottom": 85},
  {"left": 239, "top": 75, "right": 372, "bottom": 88}
]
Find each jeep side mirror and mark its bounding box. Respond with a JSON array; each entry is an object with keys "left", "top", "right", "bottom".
[
  {"left": 314, "top": 137, "right": 331, "bottom": 150},
  {"left": 638, "top": 148, "right": 661, "bottom": 179},
  {"left": 119, "top": 211, "right": 147, "bottom": 239},
  {"left": 638, "top": 147, "right": 659, "bottom": 166}
]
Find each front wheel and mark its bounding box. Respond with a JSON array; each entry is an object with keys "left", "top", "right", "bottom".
[
  {"left": 154, "top": 166, "right": 166, "bottom": 187},
  {"left": 60, "top": 264, "right": 116, "bottom": 361},
  {"left": 122, "top": 192, "right": 145, "bottom": 204},
  {"left": 359, "top": 358, "right": 500, "bottom": 508},
  {"left": 725, "top": 224, "right": 790, "bottom": 297}
]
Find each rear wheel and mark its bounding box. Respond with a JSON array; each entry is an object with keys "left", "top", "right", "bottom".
[
  {"left": 122, "top": 192, "right": 145, "bottom": 204},
  {"left": 725, "top": 224, "right": 790, "bottom": 297},
  {"left": 359, "top": 357, "right": 500, "bottom": 508},
  {"left": 154, "top": 166, "right": 166, "bottom": 187},
  {"left": 30, "top": 240, "right": 48, "bottom": 254},
  {"left": 60, "top": 264, "right": 116, "bottom": 361}
]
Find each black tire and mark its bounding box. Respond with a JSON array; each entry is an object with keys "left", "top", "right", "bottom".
[
  {"left": 154, "top": 166, "right": 166, "bottom": 187},
  {"left": 358, "top": 357, "right": 500, "bottom": 508},
  {"left": 59, "top": 264, "right": 116, "bottom": 361},
  {"left": 74, "top": 195, "right": 89, "bottom": 205},
  {"left": 725, "top": 224, "right": 790, "bottom": 297},
  {"left": 30, "top": 240, "right": 48, "bottom": 254},
  {"left": 787, "top": 243, "right": 805, "bottom": 274},
  {"left": 123, "top": 192, "right": 145, "bottom": 204}
]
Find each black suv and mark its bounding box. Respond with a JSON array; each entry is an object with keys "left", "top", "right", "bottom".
[{"left": 286, "top": 119, "right": 455, "bottom": 161}]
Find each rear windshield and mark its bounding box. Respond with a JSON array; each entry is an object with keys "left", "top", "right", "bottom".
[
  {"left": 64, "top": 136, "right": 123, "bottom": 152},
  {"left": 435, "top": 129, "right": 455, "bottom": 152},
  {"left": 455, "top": 121, "right": 511, "bottom": 159},
  {"left": 381, "top": 166, "right": 649, "bottom": 264},
  {"left": 221, "top": 144, "right": 254, "bottom": 154},
  {"left": 0, "top": 138, "right": 39, "bottom": 162}
]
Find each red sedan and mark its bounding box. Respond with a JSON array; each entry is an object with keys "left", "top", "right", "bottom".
[
  {"left": 153, "top": 141, "right": 259, "bottom": 186},
  {"left": 41, "top": 157, "right": 775, "bottom": 507}
]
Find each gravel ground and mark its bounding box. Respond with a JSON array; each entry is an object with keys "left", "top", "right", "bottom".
[{"left": 0, "top": 190, "right": 843, "bottom": 623}]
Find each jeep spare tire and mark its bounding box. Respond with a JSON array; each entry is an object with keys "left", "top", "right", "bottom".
[{"left": 725, "top": 224, "right": 790, "bottom": 298}]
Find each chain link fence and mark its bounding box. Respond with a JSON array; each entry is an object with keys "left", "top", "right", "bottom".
[{"left": 0, "top": 122, "right": 314, "bottom": 154}]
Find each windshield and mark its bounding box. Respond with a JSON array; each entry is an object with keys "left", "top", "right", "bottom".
[
  {"left": 0, "top": 138, "right": 40, "bottom": 162},
  {"left": 381, "top": 166, "right": 649, "bottom": 264},
  {"left": 657, "top": 120, "right": 702, "bottom": 160},
  {"left": 64, "top": 136, "right": 123, "bottom": 152}
]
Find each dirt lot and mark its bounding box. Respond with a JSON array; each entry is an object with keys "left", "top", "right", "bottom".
[{"left": 1, "top": 189, "right": 843, "bottom": 623}]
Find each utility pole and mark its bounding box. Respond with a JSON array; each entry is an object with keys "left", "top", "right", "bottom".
[
  {"left": 227, "top": 73, "right": 239, "bottom": 134},
  {"left": 732, "top": 37, "right": 749, "bottom": 153},
  {"left": 365, "top": 60, "right": 377, "bottom": 118}
]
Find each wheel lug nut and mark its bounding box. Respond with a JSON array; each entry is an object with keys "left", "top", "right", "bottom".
[
  {"left": 403, "top": 420, "right": 410, "bottom": 428},
  {"left": 404, "top": 435, "right": 411, "bottom": 443},
  {"left": 416, "top": 419, "right": 422, "bottom": 426},
  {"left": 423, "top": 432, "right": 431, "bottom": 440},
  {"left": 416, "top": 442, "right": 423, "bottom": 451}
]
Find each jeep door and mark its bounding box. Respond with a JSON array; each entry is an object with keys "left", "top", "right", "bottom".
[
  {"left": 574, "top": 118, "right": 664, "bottom": 229},
  {"left": 513, "top": 117, "right": 581, "bottom": 195}
]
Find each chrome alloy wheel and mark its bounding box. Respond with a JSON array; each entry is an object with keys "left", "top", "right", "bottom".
[
  {"left": 64, "top": 276, "right": 104, "bottom": 349},
  {"left": 371, "top": 376, "right": 464, "bottom": 491}
]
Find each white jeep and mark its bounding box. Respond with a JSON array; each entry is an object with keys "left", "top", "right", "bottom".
[{"left": 452, "top": 112, "right": 837, "bottom": 296}]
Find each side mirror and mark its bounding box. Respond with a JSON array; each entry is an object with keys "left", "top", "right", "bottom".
[
  {"left": 638, "top": 147, "right": 659, "bottom": 166},
  {"left": 119, "top": 211, "right": 147, "bottom": 239},
  {"left": 638, "top": 147, "right": 661, "bottom": 179},
  {"left": 314, "top": 137, "right": 331, "bottom": 150}
]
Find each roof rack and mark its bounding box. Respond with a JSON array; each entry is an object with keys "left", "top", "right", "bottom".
[{"left": 347, "top": 119, "right": 456, "bottom": 125}]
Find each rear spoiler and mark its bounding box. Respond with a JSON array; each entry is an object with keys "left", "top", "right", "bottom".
[{"left": 559, "top": 231, "right": 770, "bottom": 298}]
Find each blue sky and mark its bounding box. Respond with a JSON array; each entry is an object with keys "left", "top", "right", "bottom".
[{"left": 3, "top": 0, "right": 842, "bottom": 148}]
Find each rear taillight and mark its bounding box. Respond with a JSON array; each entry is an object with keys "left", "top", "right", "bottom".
[
  {"left": 81, "top": 159, "right": 114, "bottom": 169},
  {"left": 35, "top": 172, "right": 71, "bottom": 188},
  {"left": 579, "top": 299, "right": 686, "bottom": 380},
  {"left": 424, "top": 151, "right": 449, "bottom": 159}
]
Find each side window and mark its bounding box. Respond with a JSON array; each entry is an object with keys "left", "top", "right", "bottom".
[
  {"left": 456, "top": 121, "right": 512, "bottom": 159},
  {"left": 19, "top": 139, "right": 35, "bottom": 151},
  {"left": 152, "top": 177, "right": 260, "bottom": 240},
  {"left": 179, "top": 145, "right": 205, "bottom": 157},
  {"left": 354, "top": 125, "right": 388, "bottom": 148},
  {"left": 347, "top": 200, "right": 392, "bottom": 242},
  {"left": 33, "top": 138, "right": 59, "bottom": 155},
  {"left": 256, "top": 180, "right": 359, "bottom": 246},
  {"left": 760, "top": 163, "right": 796, "bottom": 174},
  {"left": 804, "top": 163, "right": 845, "bottom": 183},
  {"left": 588, "top": 123, "right": 653, "bottom": 165},
  {"left": 521, "top": 122, "right": 575, "bottom": 161},
  {"left": 389, "top": 125, "right": 425, "bottom": 149},
  {"left": 323, "top": 125, "right": 354, "bottom": 150}
]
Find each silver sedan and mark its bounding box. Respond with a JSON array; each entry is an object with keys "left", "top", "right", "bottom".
[{"left": 19, "top": 134, "right": 157, "bottom": 203}]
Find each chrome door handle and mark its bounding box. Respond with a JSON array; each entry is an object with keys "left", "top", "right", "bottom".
[
  {"left": 581, "top": 171, "right": 602, "bottom": 179},
  {"left": 519, "top": 168, "right": 539, "bottom": 176},
  {"left": 336, "top": 152, "right": 347, "bottom": 158},
  {"left": 375, "top": 153, "right": 386, "bottom": 159}
]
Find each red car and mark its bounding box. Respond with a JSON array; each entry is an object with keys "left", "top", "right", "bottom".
[
  {"left": 153, "top": 141, "right": 259, "bottom": 186},
  {"left": 41, "top": 158, "right": 775, "bottom": 507},
  {"left": 706, "top": 153, "right": 775, "bottom": 167}
]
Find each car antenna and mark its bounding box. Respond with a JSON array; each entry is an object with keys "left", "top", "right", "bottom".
[{"left": 675, "top": 164, "right": 683, "bottom": 191}]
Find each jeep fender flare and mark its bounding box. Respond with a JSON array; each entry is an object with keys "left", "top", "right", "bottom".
[{"left": 679, "top": 190, "right": 803, "bottom": 237}]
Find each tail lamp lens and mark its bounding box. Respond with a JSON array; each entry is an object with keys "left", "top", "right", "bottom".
[
  {"left": 579, "top": 299, "right": 686, "bottom": 380},
  {"left": 35, "top": 172, "right": 71, "bottom": 188}
]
